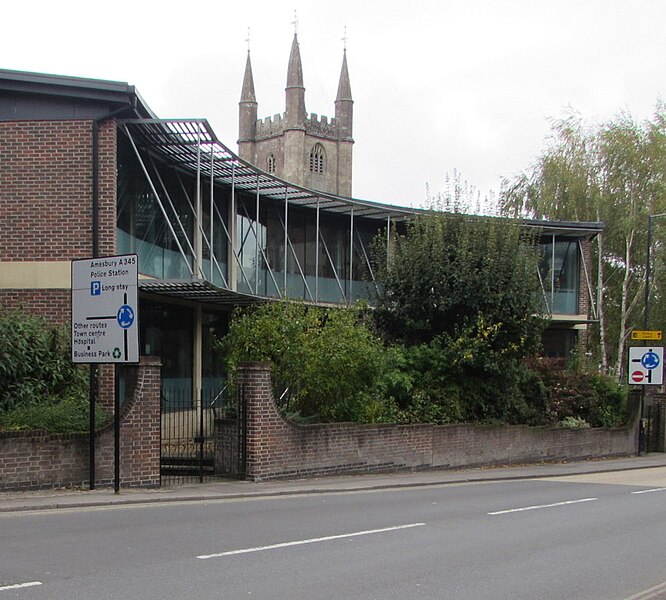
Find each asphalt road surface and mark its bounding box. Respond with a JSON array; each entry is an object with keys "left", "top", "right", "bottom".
[{"left": 2, "top": 468, "right": 666, "bottom": 599}]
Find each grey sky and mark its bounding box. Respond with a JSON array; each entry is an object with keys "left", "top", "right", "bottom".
[{"left": 3, "top": 0, "right": 665, "bottom": 208}]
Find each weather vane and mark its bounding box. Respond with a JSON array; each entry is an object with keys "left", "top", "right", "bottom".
[
  {"left": 292, "top": 9, "right": 298, "bottom": 35},
  {"left": 342, "top": 25, "right": 347, "bottom": 51},
  {"left": 245, "top": 27, "right": 251, "bottom": 53}
]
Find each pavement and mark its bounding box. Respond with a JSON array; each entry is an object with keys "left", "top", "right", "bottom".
[{"left": 2, "top": 454, "right": 666, "bottom": 514}]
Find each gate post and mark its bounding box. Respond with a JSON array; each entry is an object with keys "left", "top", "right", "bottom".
[
  {"left": 235, "top": 362, "right": 272, "bottom": 481},
  {"left": 107, "top": 356, "right": 161, "bottom": 488}
]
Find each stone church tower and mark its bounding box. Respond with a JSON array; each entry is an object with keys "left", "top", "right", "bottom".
[{"left": 238, "top": 34, "right": 354, "bottom": 197}]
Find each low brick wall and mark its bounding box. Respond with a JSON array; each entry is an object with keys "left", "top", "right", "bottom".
[
  {"left": 223, "top": 363, "right": 640, "bottom": 482},
  {"left": 0, "top": 357, "right": 161, "bottom": 491}
]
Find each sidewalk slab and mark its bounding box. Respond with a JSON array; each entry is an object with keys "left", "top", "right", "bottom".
[{"left": 2, "top": 454, "right": 666, "bottom": 514}]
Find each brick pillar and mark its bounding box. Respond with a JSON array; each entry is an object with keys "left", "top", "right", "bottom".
[
  {"left": 236, "top": 362, "right": 279, "bottom": 481},
  {"left": 96, "top": 356, "right": 162, "bottom": 488}
]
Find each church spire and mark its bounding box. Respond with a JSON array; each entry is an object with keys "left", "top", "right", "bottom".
[
  {"left": 285, "top": 33, "right": 306, "bottom": 129},
  {"left": 240, "top": 50, "right": 256, "bottom": 104},
  {"left": 336, "top": 49, "right": 352, "bottom": 102},
  {"left": 335, "top": 47, "right": 353, "bottom": 140},
  {"left": 238, "top": 47, "right": 257, "bottom": 148}
]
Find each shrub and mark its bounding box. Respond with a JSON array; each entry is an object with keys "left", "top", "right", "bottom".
[
  {"left": 221, "top": 301, "right": 397, "bottom": 422},
  {"left": 0, "top": 309, "right": 87, "bottom": 412},
  {"left": 0, "top": 308, "right": 99, "bottom": 433},
  {"left": 0, "top": 395, "right": 110, "bottom": 434},
  {"left": 529, "top": 357, "right": 628, "bottom": 427}
]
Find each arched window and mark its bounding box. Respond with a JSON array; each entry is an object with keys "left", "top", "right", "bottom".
[
  {"left": 309, "top": 144, "right": 325, "bottom": 174},
  {"left": 267, "top": 154, "right": 276, "bottom": 174}
]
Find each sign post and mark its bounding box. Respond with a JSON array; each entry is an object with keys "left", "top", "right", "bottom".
[
  {"left": 71, "top": 254, "right": 139, "bottom": 493},
  {"left": 628, "top": 346, "right": 664, "bottom": 456}
]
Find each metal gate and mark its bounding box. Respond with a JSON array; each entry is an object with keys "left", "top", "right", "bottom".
[
  {"left": 160, "top": 386, "right": 246, "bottom": 485},
  {"left": 645, "top": 403, "right": 666, "bottom": 453}
]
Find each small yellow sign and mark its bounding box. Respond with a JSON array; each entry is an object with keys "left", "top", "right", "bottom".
[{"left": 631, "top": 330, "right": 663, "bottom": 341}]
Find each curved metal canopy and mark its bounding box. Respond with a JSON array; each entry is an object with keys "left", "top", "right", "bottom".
[{"left": 119, "top": 118, "right": 416, "bottom": 222}]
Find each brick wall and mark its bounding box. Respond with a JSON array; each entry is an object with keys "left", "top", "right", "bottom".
[
  {"left": 0, "top": 118, "right": 119, "bottom": 409},
  {"left": 0, "top": 119, "right": 117, "bottom": 263},
  {"left": 225, "top": 363, "right": 640, "bottom": 482},
  {"left": 0, "top": 289, "right": 70, "bottom": 325},
  {"left": 0, "top": 357, "right": 161, "bottom": 491}
]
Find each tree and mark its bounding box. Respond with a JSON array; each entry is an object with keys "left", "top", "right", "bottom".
[
  {"left": 372, "top": 211, "right": 548, "bottom": 423},
  {"left": 374, "top": 211, "right": 545, "bottom": 349},
  {"left": 501, "top": 106, "right": 666, "bottom": 377}
]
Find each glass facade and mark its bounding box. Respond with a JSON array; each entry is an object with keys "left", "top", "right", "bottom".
[
  {"left": 116, "top": 122, "right": 595, "bottom": 394},
  {"left": 117, "top": 135, "right": 229, "bottom": 285},
  {"left": 140, "top": 300, "right": 193, "bottom": 410},
  {"left": 234, "top": 194, "right": 379, "bottom": 303},
  {"left": 539, "top": 237, "right": 580, "bottom": 315}
]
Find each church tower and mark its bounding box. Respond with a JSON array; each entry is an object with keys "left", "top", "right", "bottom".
[{"left": 238, "top": 34, "right": 354, "bottom": 197}]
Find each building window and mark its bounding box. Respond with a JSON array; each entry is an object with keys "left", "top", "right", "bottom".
[
  {"left": 309, "top": 144, "right": 325, "bottom": 174},
  {"left": 267, "top": 154, "right": 276, "bottom": 174}
]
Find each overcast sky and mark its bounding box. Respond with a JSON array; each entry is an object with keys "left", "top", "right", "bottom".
[{"left": 3, "top": 0, "right": 666, "bottom": 209}]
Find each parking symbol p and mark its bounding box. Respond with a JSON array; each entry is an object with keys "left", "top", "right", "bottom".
[{"left": 91, "top": 281, "right": 101, "bottom": 296}]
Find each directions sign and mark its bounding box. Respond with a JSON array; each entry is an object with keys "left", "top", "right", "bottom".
[
  {"left": 628, "top": 346, "right": 664, "bottom": 386},
  {"left": 71, "top": 254, "right": 139, "bottom": 364},
  {"left": 631, "top": 330, "right": 663, "bottom": 341}
]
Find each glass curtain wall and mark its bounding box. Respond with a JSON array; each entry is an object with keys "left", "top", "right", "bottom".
[
  {"left": 539, "top": 236, "right": 580, "bottom": 315},
  {"left": 117, "top": 137, "right": 193, "bottom": 279},
  {"left": 201, "top": 310, "right": 229, "bottom": 394},
  {"left": 235, "top": 193, "right": 380, "bottom": 303},
  {"left": 140, "top": 300, "right": 193, "bottom": 410},
  {"left": 117, "top": 135, "right": 229, "bottom": 285}
]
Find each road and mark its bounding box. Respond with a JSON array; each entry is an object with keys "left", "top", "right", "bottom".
[{"left": 2, "top": 468, "right": 666, "bottom": 599}]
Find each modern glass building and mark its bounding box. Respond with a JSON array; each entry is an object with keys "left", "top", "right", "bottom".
[{"left": 0, "top": 69, "right": 602, "bottom": 403}]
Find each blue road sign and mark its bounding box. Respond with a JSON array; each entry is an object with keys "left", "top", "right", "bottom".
[
  {"left": 116, "top": 305, "right": 135, "bottom": 329},
  {"left": 91, "top": 281, "right": 101, "bottom": 296},
  {"left": 641, "top": 350, "right": 660, "bottom": 370}
]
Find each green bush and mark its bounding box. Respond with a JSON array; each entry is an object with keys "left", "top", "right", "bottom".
[
  {"left": 558, "top": 416, "right": 591, "bottom": 429},
  {"left": 529, "top": 358, "right": 628, "bottom": 427},
  {"left": 0, "top": 309, "right": 87, "bottom": 412},
  {"left": 221, "top": 301, "right": 397, "bottom": 423},
  {"left": 0, "top": 308, "right": 97, "bottom": 433},
  {"left": 0, "top": 395, "right": 110, "bottom": 434}
]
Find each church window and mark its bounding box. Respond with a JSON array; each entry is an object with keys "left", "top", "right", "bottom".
[
  {"left": 267, "top": 154, "right": 276, "bottom": 174},
  {"left": 309, "top": 144, "right": 325, "bottom": 174}
]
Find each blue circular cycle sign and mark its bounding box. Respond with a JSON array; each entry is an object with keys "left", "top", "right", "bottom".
[{"left": 117, "top": 305, "right": 135, "bottom": 329}]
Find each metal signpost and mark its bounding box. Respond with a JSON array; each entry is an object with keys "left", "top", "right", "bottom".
[
  {"left": 628, "top": 345, "right": 664, "bottom": 455},
  {"left": 71, "top": 254, "right": 139, "bottom": 493}
]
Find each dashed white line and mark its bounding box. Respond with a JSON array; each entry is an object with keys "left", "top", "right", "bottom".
[
  {"left": 0, "top": 582, "right": 42, "bottom": 592},
  {"left": 630, "top": 487, "right": 666, "bottom": 495},
  {"left": 197, "top": 522, "right": 426, "bottom": 560},
  {"left": 488, "top": 497, "right": 598, "bottom": 515}
]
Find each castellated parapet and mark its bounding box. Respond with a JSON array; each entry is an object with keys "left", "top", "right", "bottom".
[{"left": 255, "top": 112, "right": 339, "bottom": 141}]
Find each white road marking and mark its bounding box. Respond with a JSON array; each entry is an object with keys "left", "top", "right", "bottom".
[
  {"left": 630, "top": 487, "right": 666, "bottom": 495},
  {"left": 623, "top": 579, "right": 666, "bottom": 599},
  {"left": 197, "top": 522, "right": 426, "bottom": 560},
  {"left": 488, "top": 497, "right": 598, "bottom": 515},
  {"left": 0, "top": 582, "right": 42, "bottom": 592}
]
